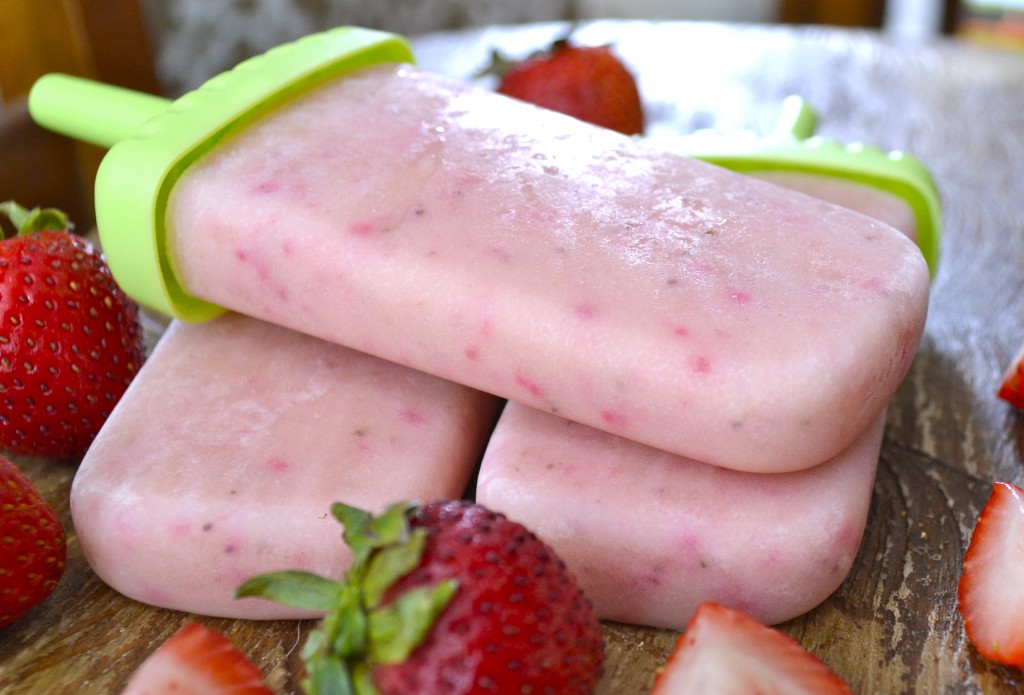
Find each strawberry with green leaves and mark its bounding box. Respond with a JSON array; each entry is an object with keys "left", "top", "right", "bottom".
[
  {"left": 493, "top": 39, "right": 645, "bottom": 136},
  {"left": 0, "top": 454, "right": 66, "bottom": 627},
  {"left": 237, "top": 499, "right": 605, "bottom": 695},
  {"left": 0, "top": 202, "right": 145, "bottom": 460},
  {"left": 651, "top": 602, "right": 854, "bottom": 694},
  {"left": 120, "top": 622, "right": 273, "bottom": 695},
  {"left": 957, "top": 481, "right": 1024, "bottom": 668}
]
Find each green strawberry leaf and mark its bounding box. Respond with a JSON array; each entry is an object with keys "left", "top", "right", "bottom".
[
  {"left": 236, "top": 501, "right": 453, "bottom": 695},
  {"left": 368, "top": 579, "right": 458, "bottom": 664},
  {"left": 351, "top": 663, "right": 382, "bottom": 695},
  {"left": 363, "top": 528, "right": 427, "bottom": 609},
  {"left": 332, "top": 501, "right": 417, "bottom": 568},
  {"left": 235, "top": 570, "right": 343, "bottom": 612},
  {"left": 0, "top": 200, "right": 71, "bottom": 237},
  {"left": 302, "top": 652, "right": 354, "bottom": 695},
  {"left": 328, "top": 587, "right": 369, "bottom": 659}
]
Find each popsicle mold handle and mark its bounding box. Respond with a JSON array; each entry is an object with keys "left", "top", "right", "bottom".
[
  {"left": 772, "top": 95, "right": 818, "bottom": 142},
  {"left": 686, "top": 96, "right": 942, "bottom": 278},
  {"left": 26, "top": 26, "right": 415, "bottom": 321},
  {"left": 29, "top": 74, "right": 171, "bottom": 149}
]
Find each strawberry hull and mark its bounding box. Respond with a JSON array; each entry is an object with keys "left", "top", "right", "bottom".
[{"left": 70, "top": 313, "right": 500, "bottom": 619}]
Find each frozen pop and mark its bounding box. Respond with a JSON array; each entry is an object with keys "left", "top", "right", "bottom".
[
  {"left": 29, "top": 28, "right": 930, "bottom": 473},
  {"left": 475, "top": 125, "right": 936, "bottom": 629},
  {"left": 476, "top": 402, "right": 884, "bottom": 628},
  {"left": 71, "top": 312, "right": 500, "bottom": 619}
]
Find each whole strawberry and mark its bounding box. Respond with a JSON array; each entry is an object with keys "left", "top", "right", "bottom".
[
  {"left": 0, "top": 455, "right": 66, "bottom": 627},
  {"left": 495, "top": 39, "right": 645, "bottom": 136},
  {"left": 0, "top": 202, "right": 144, "bottom": 460},
  {"left": 237, "top": 500, "right": 605, "bottom": 695}
]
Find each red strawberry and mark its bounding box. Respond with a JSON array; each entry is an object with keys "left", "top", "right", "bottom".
[
  {"left": 998, "top": 341, "right": 1024, "bottom": 408},
  {"left": 957, "top": 481, "right": 1024, "bottom": 667},
  {"left": 494, "top": 39, "right": 645, "bottom": 136},
  {"left": 0, "top": 454, "right": 66, "bottom": 627},
  {"left": 651, "top": 602, "right": 854, "bottom": 694},
  {"left": 121, "top": 622, "right": 273, "bottom": 695},
  {"left": 237, "top": 500, "right": 604, "bottom": 694},
  {"left": 0, "top": 201, "right": 145, "bottom": 460}
]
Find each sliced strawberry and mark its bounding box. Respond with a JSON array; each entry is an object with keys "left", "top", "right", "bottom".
[
  {"left": 998, "top": 342, "right": 1024, "bottom": 408},
  {"left": 957, "top": 481, "right": 1024, "bottom": 667},
  {"left": 651, "top": 602, "right": 854, "bottom": 695},
  {"left": 120, "top": 622, "right": 272, "bottom": 695}
]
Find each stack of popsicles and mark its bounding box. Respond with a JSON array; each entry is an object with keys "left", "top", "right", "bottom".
[{"left": 29, "top": 28, "right": 936, "bottom": 626}]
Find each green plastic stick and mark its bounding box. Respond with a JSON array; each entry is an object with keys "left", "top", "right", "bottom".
[
  {"left": 683, "top": 96, "right": 941, "bottom": 278},
  {"left": 28, "top": 26, "right": 414, "bottom": 321}
]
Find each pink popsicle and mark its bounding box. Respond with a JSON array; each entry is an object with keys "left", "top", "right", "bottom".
[
  {"left": 165, "top": 62, "right": 929, "bottom": 474},
  {"left": 474, "top": 164, "right": 925, "bottom": 630},
  {"left": 71, "top": 313, "right": 500, "bottom": 619},
  {"left": 476, "top": 401, "right": 883, "bottom": 628}
]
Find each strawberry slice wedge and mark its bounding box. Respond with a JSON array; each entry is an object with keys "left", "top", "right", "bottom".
[
  {"left": 121, "top": 623, "right": 272, "bottom": 695},
  {"left": 998, "top": 342, "right": 1024, "bottom": 408},
  {"left": 651, "top": 602, "right": 854, "bottom": 694},
  {"left": 957, "top": 481, "right": 1024, "bottom": 667}
]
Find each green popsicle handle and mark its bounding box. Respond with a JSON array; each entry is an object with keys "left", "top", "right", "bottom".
[
  {"left": 772, "top": 94, "right": 818, "bottom": 141},
  {"left": 688, "top": 96, "right": 942, "bottom": 278},
  {"left": 29, "top": 74, "right": 171, "bottom": 149},
  {"left": 26, "top": 26, "right": 415, "bottom": 321}
]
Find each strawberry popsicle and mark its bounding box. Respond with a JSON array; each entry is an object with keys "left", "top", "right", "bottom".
[
  {"left": 160, "top": 61, "right": 928, "bottom": 474},
  {"left": 28, "top": 28, "right": 930, "bottom": 473},
  {"left": 473, "top": 154, "right": 931, "bottom": 630},
  {"left": 71, "top": 313, "right": 500, "bottom": 619},
  {"left": 475, "top": 401, "right": 884, "bottom": 628}
]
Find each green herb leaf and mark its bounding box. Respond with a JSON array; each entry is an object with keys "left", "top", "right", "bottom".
[
  {"left": 368, "top": 579, "right": 458, "bottom": 664},
  {"left": 235, "top": 570, "right": 343, "bottom": 612}
]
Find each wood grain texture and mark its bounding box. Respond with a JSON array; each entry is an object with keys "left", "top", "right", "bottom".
[{"left": 3, "top": 19, "right": 1024, "bottom": 695}]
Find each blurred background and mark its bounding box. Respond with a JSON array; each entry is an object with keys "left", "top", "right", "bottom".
[
  {"left": 0, "top": 0, "right": 1018, "bottom": 229},
  {"left": 136, "top": 0, "right": 958, "bottom": 95},
  {"left": 0, "top": 0, "right": 1001, "bottom": 101}
]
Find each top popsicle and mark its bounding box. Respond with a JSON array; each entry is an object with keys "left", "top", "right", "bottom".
[{"left": 29, "top": 27, "right": 930, "bottom": 473}]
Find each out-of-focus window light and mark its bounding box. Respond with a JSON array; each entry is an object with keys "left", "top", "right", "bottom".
[{"left": 885, "top": 0, "right": 946, "bottom": 40}]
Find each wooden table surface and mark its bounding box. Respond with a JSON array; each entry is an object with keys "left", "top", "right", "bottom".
[{"left": 4, "top": 19, "right": 1024, "bottom": 695}]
